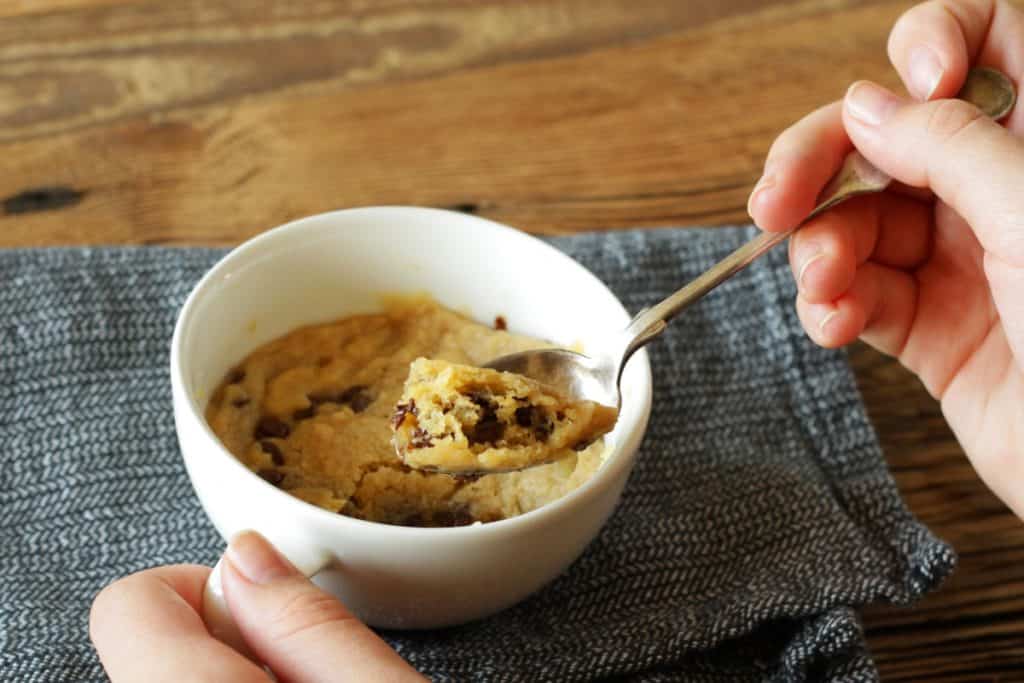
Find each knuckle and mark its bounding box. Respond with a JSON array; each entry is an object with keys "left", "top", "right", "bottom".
[
  {"left": 767, "top": 101, "right": 841, "bottom": 161},
  {"left": 766, "top": 124, "right": 797, "bottom": 160},
  {"left": 268, "top": 585, "right": 358, "bottom": 643},
  {"left": 924, "top": 99, "right": 985, "bottom": 143},
  {"left": 888, "top": 5, "right": 916, "bottom": 46},
  {"left": 888, "top": 0, "right": 939, "bottom": 50}
]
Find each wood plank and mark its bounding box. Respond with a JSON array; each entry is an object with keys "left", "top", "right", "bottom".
[
  {"left": 0, "top": 0, "right": 137, "bottom": 20},
  {"left": 0, "top": 0, "right": 805, "bottom": 144},
  {"left": 0, "top": 0, "right": 904, "bottom": 247}
]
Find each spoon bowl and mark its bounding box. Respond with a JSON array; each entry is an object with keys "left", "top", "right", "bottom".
[{"left": 484, "top": 348, "right": 619, "bottom": 408}]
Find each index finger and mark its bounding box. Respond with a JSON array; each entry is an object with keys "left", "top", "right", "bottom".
[
  {"left": 747, "top": 101, "right": 851, "bottom": 232},
  {"left": 887, "top": 0, "right": 1024, "bottom": 131},
  {"left": 90, "top": 565, "right": 271, "bottom": 683}
]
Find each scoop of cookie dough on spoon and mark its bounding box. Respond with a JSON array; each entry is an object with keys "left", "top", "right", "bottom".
[{"left": 391, "top": 358, "right": 618, "bottom": 476}]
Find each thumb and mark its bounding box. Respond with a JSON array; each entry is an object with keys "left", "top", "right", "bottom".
[
  {"left": 221, "top": 531, "right": 424, "bottom": 683},
  {"left": 841, "top": 79, "right": 1024, "bottom": 268}
]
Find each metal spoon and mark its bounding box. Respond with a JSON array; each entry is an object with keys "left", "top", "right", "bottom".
[{"left": 484, "top": 67, "right": 1016, "bottom": 412}]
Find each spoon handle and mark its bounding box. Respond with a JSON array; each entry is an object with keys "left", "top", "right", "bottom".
[
  {"left": 617, "top": 67, "right": 1016, "bottom": 363},
  {"left": 619, "top": 151, "right": 890, "bottom": 352}
]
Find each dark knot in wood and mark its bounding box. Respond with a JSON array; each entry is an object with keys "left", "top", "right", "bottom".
[{"left": 3, "top": 186, "right": 86, "bottom": 215}]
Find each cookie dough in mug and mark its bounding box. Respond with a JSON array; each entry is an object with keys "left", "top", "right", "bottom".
[{"left": 205, "top": 297, "right": 606, "bottom": 527}]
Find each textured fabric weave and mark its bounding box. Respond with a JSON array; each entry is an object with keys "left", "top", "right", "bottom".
[{"left": 0, "top": 227, "right": 954, "bottom": 682}]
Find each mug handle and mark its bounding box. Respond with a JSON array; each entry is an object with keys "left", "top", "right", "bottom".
[{"left": 201, "top": 541, "right": 332, "bottom": 661}]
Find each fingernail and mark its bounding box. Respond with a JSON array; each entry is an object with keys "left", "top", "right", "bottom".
[
  {"left": 908, "top": 46, "right": 943, "bottom": 100},
  {"left": 845, "top": 81, "right": 900, "bottom": 126},
  {"left": 797, "top": 252, "right": 825, "bottom": 288},
  {"left": 747, "top": 173, "right": 775, "bottom": 215},
  {"left": 226, "top": 531, "right": 297, "bottom": 584},
  {"left": 818, "top": 310, "right": 839, "bottom": 334}
]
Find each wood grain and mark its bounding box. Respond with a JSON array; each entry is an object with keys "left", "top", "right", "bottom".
[
  {"left": 0, "top": 0, "right": 134, "bottom": 19},
  {"left": 0, "top": 0, "right": 902, "bottom": 247},
  {"left": 0, "top": 0, "right": 805, "bottom": 144},
  {"left": 3, "top": 1, "right": 1023, "bottom": 680}
]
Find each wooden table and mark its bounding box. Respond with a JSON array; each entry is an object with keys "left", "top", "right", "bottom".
[{"left": 3, "top": 1, "right": 1022, "bottom": 679}]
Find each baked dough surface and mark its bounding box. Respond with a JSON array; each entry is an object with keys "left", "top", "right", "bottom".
[{"left": 205, "top": 297, "right": 607, "bottom": 526}]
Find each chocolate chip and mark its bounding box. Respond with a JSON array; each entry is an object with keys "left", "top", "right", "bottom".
[
  {"left": 434, "top": 507, "right": 476, "bottom": 527},
  {"left": 397, "top": 507, "right": 475, "bottom": 528},
  {"left": 308, "top": 385, "right": 373, "bottom": 412},
  {"left": 572, "top": 438, "right": 595, "bottom": 452},
  {"left": 226, "top": 368, "right": 245, "bottom": 384},
  {"left": 255, "top": 416, "right": 290, "bottom": 439},
  {"left": 398, "top": 511, "right": 430, "bottom": 527},
  {"left": 338, "top": 385, "right": 365, "bottom": 401},
  {"left": 231, "top": 397, "right": 250, "bottom": 407},
  {"left": 534, "top": 420, "right": 554, "bottom": 442},
  {"left": 260, "top": 440, "right": 285, "bottom": 466},
  {"left": 391, "top": 400, "right": 418, "bottom": 429},
  {"left": 556, "top": 410, "right": 566, "bottom": 421},
  {"left": 410, "top": 427, "right": 434, "bottom": 449},
  {"left": 467, "top": 392, "right": 494, "bottom": 407},
  {"left": 494, "top": 315, "right": 507, "bottom": 331},
  {"left": 515, "top": 406, "right": 538, "bottom": 427},
  {"left": 292, "top": 405, "right": 316, "bottom": 421},
  {"left": 466, "top": 395, "right": 505, "bottom": 445},
  {"left": 340, "top": 385, "right": 373, "bottom": 413},
  {"left": 257, "top": 469, "right": 284, "bottom": 486},
  {"left": 467, "top": 413, "right": 505, "bottom": 445},
  {"left": 309, "top": 388, "right": 347, "bottom": 405},
  {"left": 515, "top": 405, "right": 553, "bottom": 442},
  {"left": 308, "top": 389, "right": 338, "bottom": 405}
]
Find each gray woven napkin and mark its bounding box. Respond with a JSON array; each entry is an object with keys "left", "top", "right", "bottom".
[{"left": 0, "top": 226, "right": 954, "bottom": 682}]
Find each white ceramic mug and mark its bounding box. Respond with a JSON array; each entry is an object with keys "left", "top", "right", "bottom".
[{"left": 170, "top": 207, "right": 652, "bottom": 651}]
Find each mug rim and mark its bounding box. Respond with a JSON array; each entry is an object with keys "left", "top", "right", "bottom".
[{"left": 170, "top": 206, "right": 653, "bottom": 538}]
